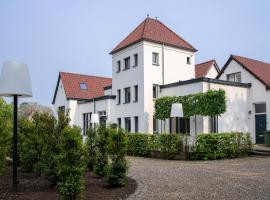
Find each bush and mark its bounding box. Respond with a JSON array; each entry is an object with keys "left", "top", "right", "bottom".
[
  {"left": 159, "top": 134, "right": 182, "bottom": 159},
  {"left": 85, "top": 127, "right": 96, "bottom": 171},
  {"left": 56, "top": 127, "right": 84, "bottom": 200},
  {"left": 0, "top": 98, "right": 12, "bottom": 176},
  {"left": 192, "top": 132, "right": 252, "bottom": 160},
  {"left": 93, "top": 125, "right": 110, "bottom": 177},
  {"left": 106, "top": 127, "right": 128, "bottom": 187},
  {"left": 126, "top": 133, "right": 149, "bottom": 156}
]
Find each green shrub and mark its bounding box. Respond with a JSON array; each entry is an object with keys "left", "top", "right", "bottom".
[
  {"left": 148, "top": 134, "right": 159, "bottom": 151},
  {"left": 0, "top": 98, "right": 12, "bottom": 176},
  {"left": 93, "top": 125, "right": 110, "bottom": 177},
  {"left": 159, "top": 134, "right": 182, "bottom": 159},
  {"left": 85, "top": 128, "right": 96, "bottom": 171},
  {"left": 126, "top": 133, "right": 149, "bottom": 156},
  {"left": 56, "top": 127, "right": 84, "bottom": 200},
  {"left": 106, "top": 127, "right": 128, "bottom": 187},
  {"left": 192, "top": 132, "right": 252, "bottom": 160}
]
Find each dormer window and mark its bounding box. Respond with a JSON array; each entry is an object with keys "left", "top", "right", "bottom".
[
  {"left": 187, "top": 57, "right": 191, "bottom": 64},
  {"left": 80, "top": 83, "right": 87, "bottom": 90}
]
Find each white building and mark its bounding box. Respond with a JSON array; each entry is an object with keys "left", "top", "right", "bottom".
[{"left": 52, "top": 17, "right": 270, "bottom": 144}]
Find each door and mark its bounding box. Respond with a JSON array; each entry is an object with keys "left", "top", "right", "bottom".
[{"left": 255, "top": 114, "right": 266, "bottom": 144}]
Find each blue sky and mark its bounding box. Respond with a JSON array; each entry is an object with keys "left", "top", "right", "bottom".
[{"left": 0, "top": 0, "right": 269, "bottom": 106}]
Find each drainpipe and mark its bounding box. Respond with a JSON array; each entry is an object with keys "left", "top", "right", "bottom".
[{"left": 162, "top": 43, "right": 165, "bottom": 85}]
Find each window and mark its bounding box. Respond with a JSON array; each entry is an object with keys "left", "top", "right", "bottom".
[
  {"left": 152, "top": 52, "right": 159, "bottom": 65},
  {"left": 187, "top": 57, "right": 191, "bottom": 64},
  {"left": 255, "top": 103, "right": 266, "bottom": 114},
  {"left": 153, "top": 118, "right": 158, "bottom": 134},
  {"left": 125, "top": 117, "right": 131, "bottom": 132},
  {"left": 99, "top": 111, "right": 107, "bottom": 126},
  {"left": 116, "top": 60, "right": 121, "bottom": 73},
  {"left": 117, "top": 89, "right": 121, "bottom": 105},
  {"left": 134, "top": 54, "right": 138, "bottom": 67},
  {"left": 80, "top": 83, "right": 87, "bottom": 90},
  {"left": 117, "top": 118, "right": 121, "bottom": 128},
  {"left": 58, "top": 106, "right": 65, "bottom": 113},
  {"left": 210, "top": 116, "right": 218, "bottom": 133},
  {"left": 124, "top": 57, "right": 130, "bottom": 70},
  {"left": 124, "top": 87, "right": 131, "bottom": 103},
  {"left": 153, "top": 84, "right": 158, "bottom": 99},
  {"left": 83, "top": 113, "right": 91, "bottom": 136},
  {"left": 170, "top": 117, "right": 190, "bottom": 134},
  {"left": 134, "top": 116, "right": 139, "bottom": 132},
  {"left": 134, "top": 85, "right": 138, "bottom": 102},
  {"left": 227, "top": 72, "right": 241, "bottom": 82}
]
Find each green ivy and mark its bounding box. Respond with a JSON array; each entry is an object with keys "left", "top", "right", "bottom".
[{"left": 154, "top": 89, "right": 226, "bottom": 119}]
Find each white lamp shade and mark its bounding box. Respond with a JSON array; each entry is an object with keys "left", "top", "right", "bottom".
[
  {"left": 91, "top": 113, "right": 99, "bottom": 123},
  {"left": 170, "top": 103, "right": 183, "bottom": 117},
  {"left": 0, "top": 61, "right": 32, "bottom": 97}
]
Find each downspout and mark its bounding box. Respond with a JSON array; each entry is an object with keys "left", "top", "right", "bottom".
[{"left": 162, "top": 43, "right": 165, "bottom": 133}]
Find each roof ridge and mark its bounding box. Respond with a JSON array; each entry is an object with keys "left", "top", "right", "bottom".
[
  {"left": 141, "top": 18, "right": 148, "bottom": 38},
  {"left": 156, "top": 19, "right": 196, "bottom": 50},
  {"left": 196, "top": 59, "right": 215, "bottom": 66},
  {"left": 232, "top": 54, "right": 270, "bottom": 66},
  {"left": 60, "top": 71, "right": 112, "bottom": 80}
]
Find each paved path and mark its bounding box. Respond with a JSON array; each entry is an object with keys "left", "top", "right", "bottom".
[{"left": 127, "top": 156, "right": 270, "bottom": 200}]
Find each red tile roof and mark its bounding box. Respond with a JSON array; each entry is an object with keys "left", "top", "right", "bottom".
[
  {"left": 218, "top": 55, "right": 270, "bottom": 89},
  {"left": 110, "top": 17, "right": 196, "bottom": 54},
  {"left": 195, "top": 60, "right": 219, "bottom": 78},
  {"left": 53, "top": 72, "right": 112, "bottom": 103}
]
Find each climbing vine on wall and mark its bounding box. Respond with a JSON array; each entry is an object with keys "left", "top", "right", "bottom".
[{"left": 154, "top": 89, "right": 226, "bottom": 120}]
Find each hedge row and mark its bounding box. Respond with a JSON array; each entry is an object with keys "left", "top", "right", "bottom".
[
  {"left": 126, "top": 132, "right": 252, "bottom": 160},
  {"left": 126, "top": 133, "right": 183, "bottom": 159},
  {"left": 191, "top": 132, "right": 252, "bottom": 160}
]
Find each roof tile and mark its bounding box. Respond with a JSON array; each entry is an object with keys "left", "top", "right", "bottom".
[{"left": 111, "top": 17, "right": 196, "bottom": 54}]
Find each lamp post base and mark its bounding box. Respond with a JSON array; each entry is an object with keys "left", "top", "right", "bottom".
[{"left": 13, "top": 95, "right": 18, "bottom": 189}]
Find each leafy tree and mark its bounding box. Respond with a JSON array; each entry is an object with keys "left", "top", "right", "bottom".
[{"left": 0, "top": 98, "right": 12, "bottom": 175}]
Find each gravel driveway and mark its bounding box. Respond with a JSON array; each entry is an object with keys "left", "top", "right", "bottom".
[{"left": 127, "top": 156, "right": 270, "bottom": 200}]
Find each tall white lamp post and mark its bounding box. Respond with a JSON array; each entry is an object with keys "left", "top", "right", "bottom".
[
  {"left": 91, "top": 113, "right": 99, "bottom": 129},
  {"left": 0, "top": 61, "right": 32, "bottom": 188}
]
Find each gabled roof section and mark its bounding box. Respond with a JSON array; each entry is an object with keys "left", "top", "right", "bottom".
[
  {"left": 52, "top": 72, "right": 112, "bottom": 104},
  {"left": 217, "top": 55, "right": 270, "bottom": 89},
  {"left": 195, "top": 60, "right": 220, "bottom": 78},
  {"left": 110, "top": 17, "right": 197, "bottom": 54}
]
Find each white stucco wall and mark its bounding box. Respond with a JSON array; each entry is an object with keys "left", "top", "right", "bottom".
[
  {"left": 53, "top": 79, "right": 69, "bottom": 114},
  {"left": 218, "top": 60, "right": 270, "bottom": 142},
  {"left": 111, "top": 42, "right": 145, "bottom": 132},
  {"left": 205, "top": 64, "right": 219, "bottom": 79}
]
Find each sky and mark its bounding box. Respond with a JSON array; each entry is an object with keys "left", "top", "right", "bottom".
[{"left": 0, "top": 0, "right": 269, "bottom": 106}]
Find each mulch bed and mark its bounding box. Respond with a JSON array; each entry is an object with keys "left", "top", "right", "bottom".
[{"left": 0, "top": 166, "right": 137, "bottom": 200}]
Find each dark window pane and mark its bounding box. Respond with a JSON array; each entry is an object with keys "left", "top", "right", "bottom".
[{"left": 255, "top": 103, "right": 266, "bottom": 113}]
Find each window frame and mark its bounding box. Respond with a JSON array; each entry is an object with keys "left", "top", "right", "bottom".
[
  {"left": 134, "top": 85, "right": 138, "bottom": 102},
  {"left": 153, "top": 117, "right": 158, "bottom": 134},
  {"left": 58, "top": 106, "right": 65, "bottom": 113},
  {"left": 117, "top": 118, "right": 121, "bottom": 128},
  {"left": 153, "top": 84, "right": 158, "bottom": 99},
  {"left": 134, "top": 116, "right": 139, "bottom": 133},
  {"left": 79, "top": 83, "right": 88, "bottom": 90},
  {"left": 124, "top": 57, "right": 131, "bottom": 70},
  {"left": 125, "top": 117, "right": 131, "bottom": 132},
  {"left": 133, "top": 54, "right": 138, "bottom": 67},
  {"left": 226, "top": 72, "right": 241, "bottom": 83},
  {"left": 124, "top": 87, "right": 131, "bottom": 104},
  {"left": 187, "top": 57, "right": 191, "bottom": 64},
  {"left": 152, "top": 52, "right": 159, "bottom": 66},
  {"left": 83, "top": 112, "right": 92, "bottom": 136},
  {"left": 116, "top": 60, "right": 121, "bottom": 73},
  {"left": 210, "top": 116, "right": 218, "bottom": 133},
  {"left": 117, "top": 89, "right": 121, "bottom": 105}
]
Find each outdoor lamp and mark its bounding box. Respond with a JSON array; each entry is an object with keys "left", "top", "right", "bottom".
[
  {"left": 170, "top": 103, "right": 183, "bottom": 118},
  {"left": 0, "top": 61, "right": 32, "bottom": 189},
  {"left": 91, "top": 113, "right": 99, "bottom": 124}
]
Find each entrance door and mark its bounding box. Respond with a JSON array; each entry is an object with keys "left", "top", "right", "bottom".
[
  {"left": 254, "top": 103, "right": 267, "bottom": 144},
  {"left": 255, "top": 114, "right": 266, "bottom": 144}
]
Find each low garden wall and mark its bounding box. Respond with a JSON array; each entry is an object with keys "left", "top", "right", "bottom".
[{"left": 126, "top": 132, "right": 252, "bottom": 160}]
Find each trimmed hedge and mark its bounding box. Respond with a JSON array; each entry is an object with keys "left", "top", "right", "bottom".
[
  {"left": 126, "top": 132, "right": 252, "bottom": 160},
  {"left": 126, "top": 133, "right": 183, "bottom": 159},
  {"left": 191, "top": 132, "right": 252, "bottom": 160}
]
